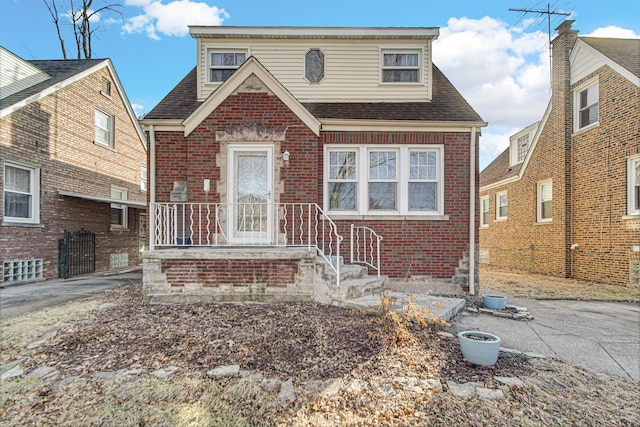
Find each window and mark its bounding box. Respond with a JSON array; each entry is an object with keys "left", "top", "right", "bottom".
[
  {"left": 140, "top": 165, "right": 148, "bottom": 192},
  {"left": 537, "top": 180, "right": 553, "bottom": 222},
  {"left": 101, "top": 77, "right": 111, "bottom": 97},
  {"left": 95, "top": 109, "right": 114, "bottom": 147},
  {"left": 575, "top": 81, "right": 599, "bottom": 130},
  {"left": 3, "top": 162, "right": 40, "bottom": 224},
  {"left": 381, "top": 49, "right": 420, "bottom": 83},
  {"left": 110, "top": 186, "right": 128, "bottom": 229},
  {"left": 325, "top": 146, "right": 443, "bottom": 216},
  {"left": 629, "top": 157, "right": 640, "bottom": 216},
  {"left": 305, "top": 49, "right": 325, "bottom": 83},
  {"left": 517, "top": 134, "right": 530, "bottom": 162},
  {"left": 496, "top": 191, "right": 508, "bottom": 220},
  {"left": 480, "top": 196, "right": 489, "bottom": 227},
  {"left": 208, "top": 50, "right": 247, "bottom": 83}
]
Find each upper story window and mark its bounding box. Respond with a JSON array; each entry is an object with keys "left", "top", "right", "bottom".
[
  {"left": 101, "top": 77, "right": 112, "bottom": 97},
  {"left": 3, "top": 162, "right": 40, "bottom": 224},
  {"left": 480, "top": 196, "right": 489, "bottom": 227},
  {"left": 305, "top": 49, "right": 325, "bottom": 83},
  {"left": 110, "top": 186, "right": 128, "bottom": 229},
  {"left": 496, "top": 191, "right": 508, "bottom": 220},
  {"left": 517, "top": 134, "right": 530, "bottom": 163},
  {"left": 208, "top": 50, "right": 247, "bottom": 83},
  {"left": 629, "top": 156, "right": 640, "bottom": 216},
  {"left": 381, "top": 49, "right": 421, "bottom": 83},
  {"left": 575, "top": 80, "right": 599, "bottom": 131},
  {"left": 537, "top": 180, "right": 553, "bottom": 222},
  {"left": 95, "top": 109, "right": 114, "bottom": 148}
]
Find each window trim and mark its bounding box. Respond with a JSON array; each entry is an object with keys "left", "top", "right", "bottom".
[
  {"left": 628, "top": 156, "right": 640, "bottom": 216},
  {"left": 3, "top": 161, "right": 40, "bottom": 225},
  {"left": 574, "top": 78, "right": 599, "bottom": 133},
  {"left": 496, "top": 191, "right": 508, "bottom": 221},
  {"left": 379, "top": 48, "right": 423, "bottom": 85},
  {"left": 537, "top": 179, "right": 553, "bottom": 223},
  {"left": 516, "top": 134, "right": 530, "bottom": 163},
  {"left": 94, "top": 109, "right": 115, "bottom": 148},
  {"left": 304, "top": 48, "right": 325, "bottom": 84},
  {"left": 324, "top": 144, "right": 444, "bottom": 217},
  {"left": 100, "top": 77, "right": 112, "bottom": 98},
  {"left": 110, "top": 186, "right": 128, "bottom": 230},
  {"left": 480, "top": 196, "right": 489, "bottom": 228},
  {"left": 206, "top": 48, "right": 249, "bottom": 84}
]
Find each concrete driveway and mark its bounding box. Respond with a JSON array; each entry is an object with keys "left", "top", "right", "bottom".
[
  {"left": 0, "top": 269, "right": 142, "bottom": 320},
  {"left": 450, "top": 297, "right": 640, "bottom": 381}
]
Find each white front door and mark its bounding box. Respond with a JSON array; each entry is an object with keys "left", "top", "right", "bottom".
[{"left": 228, "top": 146, "right": 273, "bottom": 244}]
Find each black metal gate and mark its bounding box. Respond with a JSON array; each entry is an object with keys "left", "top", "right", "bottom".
[{"left": 58, "top": 229, "right": 96, "bottom": 278}]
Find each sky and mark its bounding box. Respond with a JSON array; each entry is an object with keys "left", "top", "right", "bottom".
[{"left": 1, "top": 0, "right": 639, "bottom": 170}]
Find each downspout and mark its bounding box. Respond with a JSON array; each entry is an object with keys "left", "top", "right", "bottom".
[
  {"left": 468, "top": 127, "right": 477, "bottom": 295},
  {"left": 149, "top": 124, "right": 156, "bottom": 250}
]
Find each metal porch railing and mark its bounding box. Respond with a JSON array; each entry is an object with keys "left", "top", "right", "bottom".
[{"left": 350, "top": 224, "right": 383, "bottom": 278}]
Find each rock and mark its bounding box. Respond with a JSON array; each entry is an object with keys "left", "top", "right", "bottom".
[
  {"left": 99, "top": 302, "right": 118, "bottom": 310},
  {"left": 346, "top": 379, "right": 369, "bottom": 394},
  {"left": 513, "top": 313, "right": 529, "bottom": 320},
  {"left": 278, "top": 379, "right": 296, "bottom": 407},
  {"left": 477, "top": 387, "right": 505, "bottom": 400},
  {"left": 152, "top": 366, "right": 179, "bottom": 378},
  {"left": 466, "top": 307, "right": 479, "bottom": 313},
  {"left": 321, "top": 378, "right": 342, "bottom": 396},
  {"left": 377, "top": 383, "right": 399, "bottom": 397},
  {"left": 207, "top": 364, "right": 239, "bottom": 379},
  {"left": 305, "top": 379, "right": 326, "bottom": 394},
  {"left": 0, "top": 366, "right": 24, "bottom": 381},
  {"left": 446, "top": 381, "right": 476, "bottom": 399},
  {"left": 421, "top": 379, "right": 443, "bottom": 392},
  {"left": 27, "top": 366, "right": 60, "bottom": 381},
  {"left": 261, "top": 378, "right": 282, "bottom": 392},
  {"left": 0, "top": 359, "right": 25, "bottom": 376},
  {"left": 27, "top": 331, "right": 58, "bottom": 350},
  {"left": 437, "top": 332, "right": 454, "bottom": 338},
  {"left": 494, "top": 376, "right": 527, "bottom": 388},
  {"left": 240, "top": 370, "right": 264, "bottom": 383}
]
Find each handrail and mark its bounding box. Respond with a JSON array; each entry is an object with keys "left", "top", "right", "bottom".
[{"left": 350, "top": 224, "right": 383, "bottom": 278}]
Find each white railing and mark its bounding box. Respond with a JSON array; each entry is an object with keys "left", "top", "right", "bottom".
[
  {"left": 350, "top": 224, "right": 383, "bottom": 278},
  {"left": 149, "top": 202, "right": 343, "bottom": 284}
]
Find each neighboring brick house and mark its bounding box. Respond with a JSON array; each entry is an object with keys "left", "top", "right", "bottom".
[
  {"left": 1, "top": 47, "right": 147, "bottom": 284},
  {"left": 479, "top": 21, "right": 640, "bottom": 286},
  {"left": 140, "top": 26, "right": 486, "bottom": 303}
]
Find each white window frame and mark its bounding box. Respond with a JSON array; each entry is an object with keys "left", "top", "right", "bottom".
[
  {"left": 496, "top": 191, "right": 508, "bottom": 221},
  {"left": 324, "top": 145, "right": 444, "bottom": 217},
  {"left": 140, "top": 164, "right": 148, "bottom": 192},
  {"left": 3, "top": 161, "right": 40, "bottom": 225},
  {"left": 480, "top": 196, "right": 489, "bottom": 228},
  {"left": 207, "top": 48, "right": 248, "bottom": 84},
  {"left": 110, "top": 186, "right": 128, "bottom": 229},
  {"left": 95, "top": 109, "right": 114, "bottom": 148},
  {"left": 574, "top": 79, "right": 599, "bottom": 132},
  {"left": 379, "top": 48, "right": 422, "bottom": 84},
  {"left": 537, "top": 179, "right": 553, "bottom": 223},
  {"left": 628, "top": 156, "right": 640, "bottom": 216},
  {"left": 517, "top": 134, "right": 530, "bottom": 163}
]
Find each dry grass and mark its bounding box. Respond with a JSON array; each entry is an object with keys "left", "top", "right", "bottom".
[{"left": 480, "top": 265, "right": 640, "bottom": 302}]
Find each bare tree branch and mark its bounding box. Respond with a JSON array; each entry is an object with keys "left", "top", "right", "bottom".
[{"left": 41, "top": 0, "right": 67, "bottom": 59}]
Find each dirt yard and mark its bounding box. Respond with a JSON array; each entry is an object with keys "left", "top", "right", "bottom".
[{"left": 1, "top": 268, "right": 638, "bottom": 426}]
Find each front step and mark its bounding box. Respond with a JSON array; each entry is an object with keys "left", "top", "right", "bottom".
[
  {"left": 313, "top": 255, "right": 386, "bottom": 303},
  {"left": 331, "top": 276, "right": 386, "bottom": 301}
]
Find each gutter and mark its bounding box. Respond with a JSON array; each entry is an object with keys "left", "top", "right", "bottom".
[
  {"left": 149, "top": 124, "right": 156, "bottom": 250},
  {"left": 469, "top": 127, "right": 477, "bottom": 295}
]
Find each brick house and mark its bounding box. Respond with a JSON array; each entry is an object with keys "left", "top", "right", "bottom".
[
  {"left": 140, "top": 26, "right": 486, "bottom": 303},
  {"left": 1, "top": 47, "right": 147, "bottom": 284},
  {"left": 479, "top": 21, "right": 640, "bottom": 286}
]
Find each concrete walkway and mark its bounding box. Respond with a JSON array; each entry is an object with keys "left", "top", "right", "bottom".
[{"left": 450, "top": 297, "right": 640, "bottom": 381}]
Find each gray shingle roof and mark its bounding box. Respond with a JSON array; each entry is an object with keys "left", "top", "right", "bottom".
[
  {"left": 144, "top": 64, "right": 484, "bottom": 123},
  {"left": 0, "top": 59, "right": 105, "bottom": 110},
  {"left": 479, "top": 147, "right": 522, "bottom": 188},
  {"left": 581, "top": 37, "right": 640, "bottom": 79}
]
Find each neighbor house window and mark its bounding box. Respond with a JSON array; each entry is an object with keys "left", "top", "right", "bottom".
[
  {"left": 305, "top": 49, "right": 325, "bottom": 83},
  {"left": 575, "top": 80, "right": 599, "bottom": 131},
  {"left": 629, "top": 157, "right": 640, "bottom": 216},
  {"left": 140, "top": 165, "right": 148, "bottom": 192},
  {"left": 537, "top": 180, "right": 553, "bottom": 222},
  {"left": 325, "top": 145, "right": 443, "bottom": 216},
  {"left": 496, "top": 191, "right": 508, "bottom": 220},
  {"left": 110, "top": 186, "right": 127, "bottom": 229},
  {"left": 95, "top": 109, "right": 114, "bottom": 148},
  {"left": 3, "top": 162, "right": 40, "bottom": 224},
  {"left": 480, "top": 196, "right": 489, "bottom": 227},
  {"left": 208, "top": 50, "right": 247, "bottom": 83},
  {"left": 517, "top": 134, "right": 530, "bottom": 162},
  {"left": 381, "top": 49, "right": 421, "bottom": 83}
]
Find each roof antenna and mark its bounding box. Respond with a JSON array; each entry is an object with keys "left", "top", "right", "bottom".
[{"left": 509, "top": 3, "right": 572, "bottom": 83}]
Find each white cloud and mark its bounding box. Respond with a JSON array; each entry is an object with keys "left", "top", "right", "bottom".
[
  {"left": 123, "top": 0, "right": 228, "bottom": 39},
  {"left": 584, "top": 25, "right": 640, "bottom": 38}
]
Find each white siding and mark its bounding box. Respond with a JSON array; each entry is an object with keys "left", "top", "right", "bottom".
[
  {"left": 0, "top": 47, "right": 50, "bottom": 99},
  {"left": 570, "top": 42, "right": 605, "bottom": 85},
  {"left": 197, "top": 38, "right": 432, "bottom": 102}
]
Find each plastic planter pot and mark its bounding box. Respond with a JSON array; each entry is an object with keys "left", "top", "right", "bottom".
[
  {"left": 482, "top": 294, "right": 507, "bottom": 310},
  {"left": 458, "top": 331, "right": 501, "bottom": 366}
]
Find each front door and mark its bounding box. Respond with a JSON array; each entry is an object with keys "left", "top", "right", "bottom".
[{"left": 228, "top": 146, "right": 273, "bottom": 244}]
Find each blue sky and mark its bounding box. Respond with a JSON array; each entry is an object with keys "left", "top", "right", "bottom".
[{"left": 1, "top": 0, "right": 638, "bottom": 169}]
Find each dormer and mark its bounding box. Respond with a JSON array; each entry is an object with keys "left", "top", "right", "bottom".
[
  {"left": 189, "top": 26, "right": 439, "bottom": 103},
  {"left": 509, "top": 121, "right": 540, "bottom": 167}
]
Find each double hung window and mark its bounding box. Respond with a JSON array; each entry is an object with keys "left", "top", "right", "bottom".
[
  {"left": 480, "top": 196, "right": 489, "bottom": 227},
  {"left": 575, "top": 81, "right": 599, "bottom": 131},
  {"left": 110, "top": 186, "right": 128, "bottom": 229},
  {"left": 381, "top": 49, "right": 421, "bottom": 83},
  {"left": 208, "top": 50, "right": 247, "bottom": 83},
  {"left": 95, "top": 109, "right": 114, "bottom": 148},
  {"left": 629, "top": 157, "right": 640, "bottom": 216},
  {"left": 537, "top": 180, "right": 553, "bottom": 222},
  {"left": 496, "top": 192, "right": 508, "bottom": 220},
  {"left": 3, "top": 162, "right": 40, "bottom": 224}
]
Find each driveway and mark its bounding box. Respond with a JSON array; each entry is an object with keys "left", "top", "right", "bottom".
[
  {"left": 450, "top": 297, "right": 640, "bottom": 381},
  {"left": 0, "top": 269, "right": 142, "bottom": 320}
]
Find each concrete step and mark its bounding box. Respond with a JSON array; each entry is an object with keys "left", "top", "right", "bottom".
[{"left": 331, "top": 276, "right": 386, "bottom": 301}]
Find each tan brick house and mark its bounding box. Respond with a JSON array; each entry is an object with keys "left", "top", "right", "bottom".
[
  {"left": 140, "top": 26, "right": 486, "bottom": 303},
  {"left": 1, "top": 47, "right": 147, "bottom": 284},
  {"left": 479, "top": 21, "right": 640, "bottom": 286}
]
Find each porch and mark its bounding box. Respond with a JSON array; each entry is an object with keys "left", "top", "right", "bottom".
[{"left": 143, "top": 202, "right": 384, "bottom": 303}]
